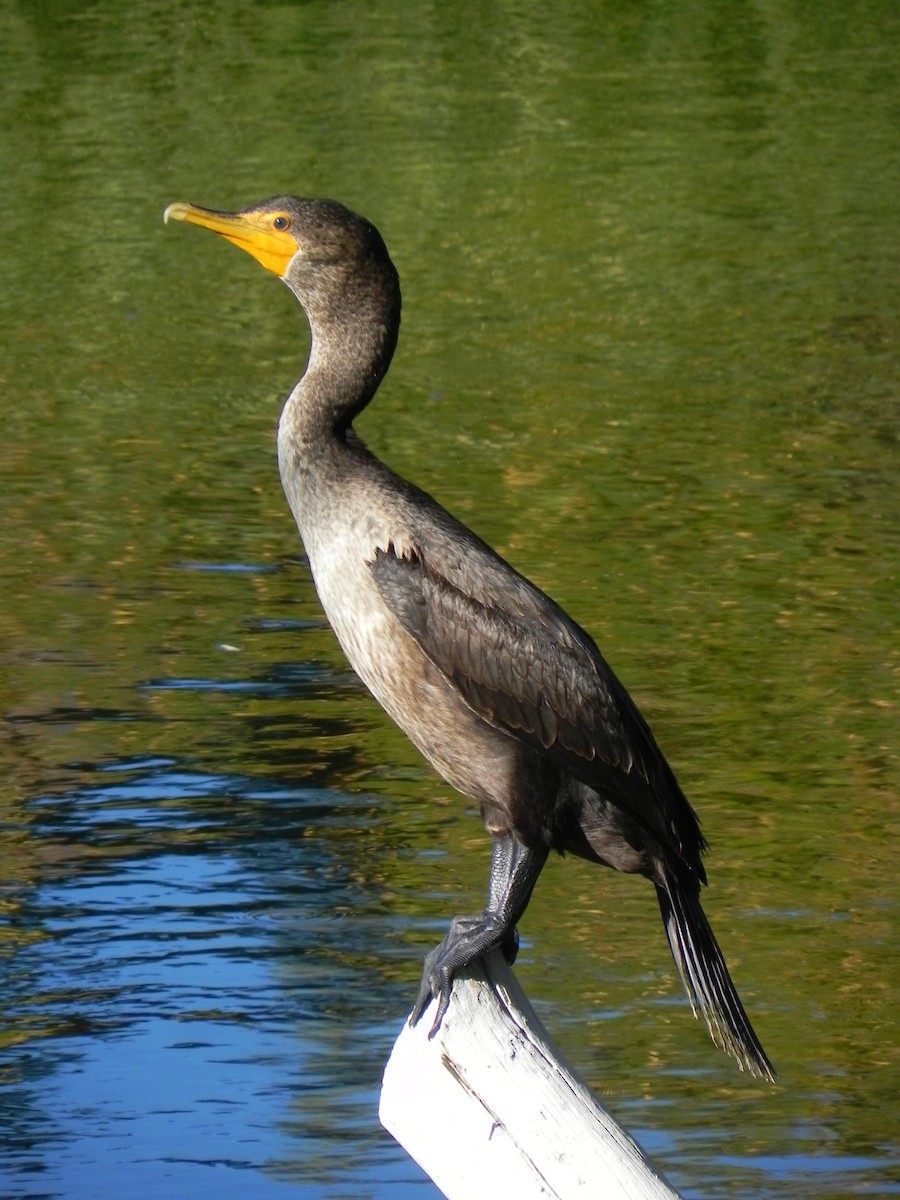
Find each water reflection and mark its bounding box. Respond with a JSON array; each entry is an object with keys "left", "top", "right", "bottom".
[{"left": 2, "top": 754, "right": 435, "bottom": 1198}]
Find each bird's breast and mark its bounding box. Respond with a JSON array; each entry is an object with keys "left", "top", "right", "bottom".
[
  {"left": 300, "top": 514, "right": 523, "bottom": 813},
  {"left": 278, "top": 439, "right": 536, "bottom": 822}
]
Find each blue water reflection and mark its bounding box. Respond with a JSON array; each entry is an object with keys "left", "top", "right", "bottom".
[{"left": 2, "top": 762, "right": 436, "bottom": 1199}]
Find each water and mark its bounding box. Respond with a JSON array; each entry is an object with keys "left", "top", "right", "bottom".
[
  {"left": 5, "top": 757, "right": 424, "bottom": 1198},
  {"left": 2, "top": 2, "right": 898, "bottom": 1197}
]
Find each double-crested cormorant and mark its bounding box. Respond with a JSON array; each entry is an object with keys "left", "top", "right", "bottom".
[{"left": 164, "top": 196, "right": 774, "bottom": 1081}]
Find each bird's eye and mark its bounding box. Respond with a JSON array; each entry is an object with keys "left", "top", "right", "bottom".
[{"left": 273, "top": 215, "right": 290, "bottom": 231}]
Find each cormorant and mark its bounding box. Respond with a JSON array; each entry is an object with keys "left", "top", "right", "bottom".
[{"left": 164, "top": 196, "right": 774, "bottom": 1080}]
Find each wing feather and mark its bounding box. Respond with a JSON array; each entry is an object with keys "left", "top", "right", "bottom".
[
  {"left": 369, "top": 535, "right": 707, "bottom": 873},
  {"left": 369, "top": 543, "right": 694, "bottom": 827}
]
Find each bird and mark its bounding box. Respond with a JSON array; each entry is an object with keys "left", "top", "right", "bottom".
[{"left": 164, "top": 195, "right": 775, "bottom": 1081}]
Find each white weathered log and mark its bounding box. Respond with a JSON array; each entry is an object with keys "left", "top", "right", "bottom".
[{"left": 379, "top": 950, "right": 683, "bottom": 1200}]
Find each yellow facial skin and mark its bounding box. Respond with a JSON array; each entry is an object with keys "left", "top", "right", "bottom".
[{"left": 163, "top": 202, "right": 300, "bottom": 277}]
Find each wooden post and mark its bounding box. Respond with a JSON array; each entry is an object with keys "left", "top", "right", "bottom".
[{"left": 379, "top": 950, "right": 683, "bottom": 1199}]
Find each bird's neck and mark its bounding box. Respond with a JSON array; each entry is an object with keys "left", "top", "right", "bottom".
[
  {"left": 276, "top": 295, "right": 398, "bottom": 549},
  {"left": 278, "top": 269, "right": 400, "bottom": 455}
]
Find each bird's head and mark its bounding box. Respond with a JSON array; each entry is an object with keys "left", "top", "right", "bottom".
[
  {"left": 164, "top": 195, "right": 401, "bottom": 414},
  {"left": 163, "top": 196, "right": 397, "bottom": 305}
]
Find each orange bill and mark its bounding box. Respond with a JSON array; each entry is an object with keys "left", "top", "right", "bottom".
[{"left": 163, "top": 201, "right": 299, "bottom": 277}]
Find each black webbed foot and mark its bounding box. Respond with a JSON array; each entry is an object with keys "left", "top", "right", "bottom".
[
  {"left": 408, "top": 832, "right": 547, "bottom": 1036},
  {"left": 409, "top": 912, "right": 516, "bottom": 1036}
]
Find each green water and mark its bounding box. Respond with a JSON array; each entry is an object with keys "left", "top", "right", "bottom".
[{"left": 1, "top": 2, "right": 898, "bottom": 1197}]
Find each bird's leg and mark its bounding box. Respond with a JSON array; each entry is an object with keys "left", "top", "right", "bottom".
[{"left": 410, "top": 831, "right": 548, "bottom": 1036}]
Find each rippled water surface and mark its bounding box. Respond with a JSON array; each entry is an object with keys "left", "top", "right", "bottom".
[
  {"left": 2, "top": 2, "right": 898, "bottom": 1198},
  {"left": 5, "top": 752, "right": 426, "bottom": 1198}
]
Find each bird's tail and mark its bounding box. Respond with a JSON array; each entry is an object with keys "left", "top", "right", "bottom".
[{"left": 656, "top": 880, "right": 775, "bottom": 1081}]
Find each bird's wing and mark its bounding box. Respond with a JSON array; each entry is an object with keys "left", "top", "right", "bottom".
[{"left": 369, "top": 536, "right": 700, "bottom": 858}]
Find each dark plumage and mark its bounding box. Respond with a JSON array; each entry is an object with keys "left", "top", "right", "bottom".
[{"left": 164, "top": 195, "right": 775, "bottom": 1080}]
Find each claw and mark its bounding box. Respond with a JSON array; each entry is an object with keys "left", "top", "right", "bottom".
[
  {"left": 409, "top": 991, "right": 429, "bottom": 1028},
  {"left": 409, "top": 942, "right": 455, "bottom": 1033},
  {"left": 428, "top": 985, "right": 452, "bottom": 1037},
  {"left": 408, "top": 913, "right": 515, "bottom": 1035},
  {"left": 407, "top": 835, "right": 547, "bottom": 1032},
  {"left": 409, "top": 973, "right": 436, "bottom": 1028},
  {"left": 408, "top": 962, "right": 457, "bottom": 1036}
]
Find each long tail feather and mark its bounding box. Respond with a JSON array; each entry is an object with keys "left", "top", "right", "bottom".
[{"left": 656, "top": 881, "right": 775, "bottom": 1082}]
